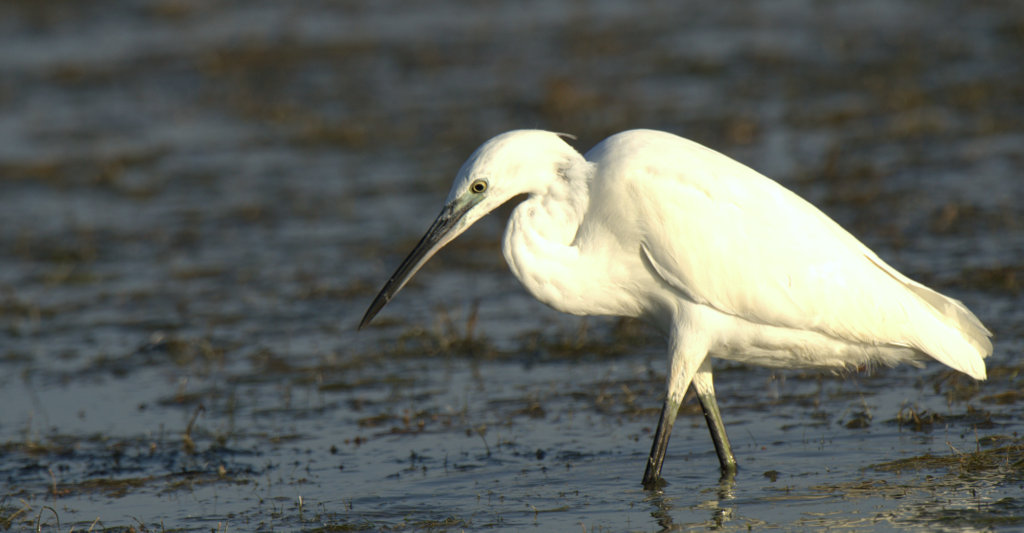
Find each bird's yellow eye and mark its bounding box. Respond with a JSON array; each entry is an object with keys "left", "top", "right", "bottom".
[{"left": 470, "top": 179, "right": 488, "bottom": 194}]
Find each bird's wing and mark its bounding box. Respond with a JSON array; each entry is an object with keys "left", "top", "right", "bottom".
[
  {"left": 632, "top": 153, "right": 898, "bottom": 342},
  {"left": 589, "top": 130, "right": 990, "bottom": 376}
]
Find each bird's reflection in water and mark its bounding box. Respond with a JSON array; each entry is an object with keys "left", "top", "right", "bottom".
[{"left": 646, "top": 473, "right": 737, "bottom": 531}]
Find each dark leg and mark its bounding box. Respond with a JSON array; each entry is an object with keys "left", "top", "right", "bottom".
[
  {"left": 642, "top": 398, "right": 680, "bottom": 489},
  {"left": 643, "top": 352, "right": 735, "bottom": 487},
  {"left": 693, "top": 362, "right": 737, "bottom": 474}
]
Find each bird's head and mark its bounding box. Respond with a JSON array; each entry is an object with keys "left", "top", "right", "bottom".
[{"left": 359, "top": 130, "right": 580, "bottom": 329}]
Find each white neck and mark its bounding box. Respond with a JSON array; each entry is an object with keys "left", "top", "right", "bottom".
[{"left": 502, "top": 162, "right": 594, "bottom": 315}]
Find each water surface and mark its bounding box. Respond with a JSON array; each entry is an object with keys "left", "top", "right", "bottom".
[{"left": 1, "top": 1, "right": 1023, "bottom": 530}]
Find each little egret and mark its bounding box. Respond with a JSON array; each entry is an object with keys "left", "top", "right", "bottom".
[{"left": 359, "top": 129, "right": 992, "bottom": 488}]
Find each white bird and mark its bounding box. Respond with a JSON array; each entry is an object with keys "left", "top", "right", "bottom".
[{"left": 359, "top": 129, "right": 993, "bottom": 488}]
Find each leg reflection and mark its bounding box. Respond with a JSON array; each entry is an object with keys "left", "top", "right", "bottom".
[{"left": 644, "top": 475, "right": 737, "bottom": 530}]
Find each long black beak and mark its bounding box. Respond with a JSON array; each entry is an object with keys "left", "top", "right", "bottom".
[{"left": 358, "top": 201, "right": 472, "bottom": 329}]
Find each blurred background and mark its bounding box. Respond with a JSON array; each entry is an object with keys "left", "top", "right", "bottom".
[{"left": 1, "top": 1, "right": 1022, "bottom": 530}]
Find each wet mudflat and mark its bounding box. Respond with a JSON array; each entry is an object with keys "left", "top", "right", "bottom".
[{"left": 1, "top": 0, "right": 1023, "bottom": 531}]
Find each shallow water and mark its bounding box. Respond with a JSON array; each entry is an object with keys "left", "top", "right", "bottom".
[{"left": 1, "top": 0, "right": 1023, "bottom": 531}]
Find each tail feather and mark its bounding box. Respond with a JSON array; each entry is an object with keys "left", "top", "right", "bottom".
[
  {"left": 903, "top": 280, "right": 992, "bottom": 380},
  {"left": 866, "top": 254, "right": 992, "bottom": 380}
]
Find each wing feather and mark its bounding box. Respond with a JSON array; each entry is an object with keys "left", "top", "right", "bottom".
[{"left": 587, "top": 130, "right": 991, "bottom": 378}]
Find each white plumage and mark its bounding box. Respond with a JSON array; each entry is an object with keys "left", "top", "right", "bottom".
[{"left": 361, "top": 129, "right": 992, "bottom": 487}]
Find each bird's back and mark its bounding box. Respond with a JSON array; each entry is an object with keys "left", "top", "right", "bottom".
[{"left": 581, "top": 130, "right": 991, "bottom": 378}]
